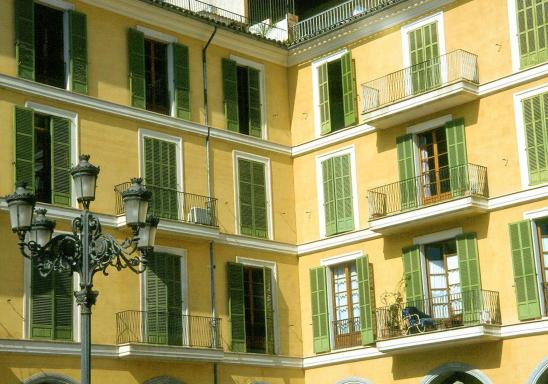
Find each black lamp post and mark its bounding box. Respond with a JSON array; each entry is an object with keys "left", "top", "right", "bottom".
[{"left": 5, "top": 155, "right": 158, "bottom": 384}]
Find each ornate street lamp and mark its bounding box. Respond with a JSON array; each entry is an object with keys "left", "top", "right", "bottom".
[{"left": 5, "top": 155, "right": 158, "bottom": 384}]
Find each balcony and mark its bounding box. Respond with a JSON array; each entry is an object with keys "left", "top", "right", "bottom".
[
  {"left": 333, "top": 317, "right": 362, "bottom": 350},
  {"left": 114, "top": 182, "right": 218, "bottom": 227},
  {"left": 375, "top": 289, "right": 501, "bottom": 353},
  {"left": 116, "top": 310, "right": 222, "bottom": 350},
  {"left": 367, "top": 163, "right": 488, "bottom": 233},
  {"left": 361, "top": 50, "right": 479, "bottom": 129}
]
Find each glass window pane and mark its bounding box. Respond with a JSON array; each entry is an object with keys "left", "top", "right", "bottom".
[
  {"left": 430, "top": 275, "right": 446, "bottom": 289},
  {"left": 446, "top": 254, "right": 459, "bottom": 269},
  {"left": 448, "top": 270, "right": 460, "bottom": 285}
]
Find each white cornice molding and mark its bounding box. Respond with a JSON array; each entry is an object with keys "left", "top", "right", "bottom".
[
  {"left": 477, "top": 63, "right": 548, "bottom": 96},
  {"left": 297, "top": 229, "right": 380, "bottom": 255},
  {"left": 117, "top": 343, "right": 225, "bottom": 362},
  {"left": 302, "top": 347, "right": 383, "bottom": 368},
  {"left": 218, "top": 233, "right": 297, "bottom": 255},
  {"left": 222, "top": 352, "right": 303, "bottom": 368}
]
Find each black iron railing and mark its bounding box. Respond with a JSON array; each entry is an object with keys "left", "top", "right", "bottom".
[
  {"left": 116, "top": 310, "right": 222, "bottom": 349},
  {"left": 114, "top": 182, "right": 218, "bottom": 227},
  {"left": 333, "top": 317, "right": 361, "bottom": 349},
  {"left": 375, "top": 289, "right": 500, "bottom": 340},
  {"left": 361, "top": 49, "right": 479, "bottom": 112},
  {"left": 367, "top": 163, "right": 488, "bottom": 219}
]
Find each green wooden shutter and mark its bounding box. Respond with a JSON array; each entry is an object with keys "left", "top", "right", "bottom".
[
  {"left": 409, "top": 22, "right": 440, "bottom": 94},
  {"left": 51, "top": 116, "right": 72, "bottom": 206},
  {"left": 322, "top": 158, "right": 336, "bottom": 236},
  {"left": 333, "top": 154, "right": 354, "bottom": 233},
  {"left": 128, "top": 28, "right": 145, "bottom": 109},
  {"left": 227, "top": 262, "right": 246, "bottom": 352},
  {"left": 222, "top": 58, "right": 239, "bottom": 132},
  {"left": 522, "top": 92, "right": 548, "bottom": 185},
  {"left": 31, "top": 264, "right": 54, "bottom": 339},
  {"left": 173, "top": 43, "right": 190, "bottom": 120},
  {"left": 166, "top": 253, "right": 183, "bottom": 346},
  {"left": 251, "top": 161, "right": 268, "bottom": 238},
  {"left": 341, "top": 52, "right": 357, "bottom": 128},
  {"left": 14, "top": 106, "right": 35, "bottom": 190},
  {"left": 397, "top": 134, "right": 417, "bottom": 210},
  {"left": 457, "top": 233, "right": 482, "bottom": 325},
  {"left": 238, "top": 158, "right": 268, "bottom": 238},
  {"left": 309, "top": 266, "right": 330, "bottom": 353},
  {"left": 53, "top": 270, "right": 73, "bottom": 340},
  {"left": 248, "top": 67, "right": 262, "bottom": 138},
  {"left": 509, "top": 220, "right": 542, "bottom": 320},
  {"left": 516, "top": 0, "right": 548, "bottom": 69},
  {"left": 15, "top": 0, "right": 35, "bottom": 81},
  {"left": 68, "top": 10, "right": 88, "bottom": 94},
  {"left": 263, "top": 267, "right": 275, "bottom": 354},
  {"left": 445, "top": 118, "right": 468, "bottom": 196},
  {"left": 356, "top": 255, "right": 373, "bottom": 345},
  {"left": 402, "top": 245, "right": 424, "bottom": 309},
  {"left": 318, "top": 62, "right": 331, "bottom": 134}
]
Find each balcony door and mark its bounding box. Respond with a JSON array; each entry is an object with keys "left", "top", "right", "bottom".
[
  {"left": 418, "top": 127, "right": 451, "bottom": 204},
  {"left": 409, "top": 22, "right": 441, "bottom": 95},
  {"left": 536, "top": 220, "right": 548, "bottom": 315},
  {"left": 331, "top": 262, "right": 361, "bottom": 349}
]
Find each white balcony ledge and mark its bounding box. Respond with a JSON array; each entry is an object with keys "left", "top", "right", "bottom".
[{"left": 118, "top": 343, "right": 224, "bottom": 362}]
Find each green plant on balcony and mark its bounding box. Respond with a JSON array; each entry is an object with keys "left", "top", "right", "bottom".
[{"left": 379, "top": 278, "right": 405, "bottom": 338}]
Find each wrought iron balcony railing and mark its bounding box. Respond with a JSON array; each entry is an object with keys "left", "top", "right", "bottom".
[
  {"left": 361, "top": 49, "right": 479, "bottom": 112},
  {"left": 375, "top": 289, "right": 501, "bottom": 341},
  {"left": 114, "top": 182, "right": 218, "bottom": 227},
  {"left": 367, "top": 163, "right": 488, "bottom": 219},
  {"left": 116, "top": 310, "right": 222, "bottom": 349},
  {"left": 333, "top": 317, "right": 362, "bottom": 350}
]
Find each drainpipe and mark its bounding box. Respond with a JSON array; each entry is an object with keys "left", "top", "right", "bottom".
[{"left": 203, "top": 26, "right": 218, "bottom": 384}]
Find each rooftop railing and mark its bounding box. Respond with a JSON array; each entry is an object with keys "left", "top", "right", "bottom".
[
  {"left": 116, "top": 310, "right": 222, "bottom": 349},
  {"left": 367, "top": 163, "right": 488, "bottom": 219},
  {"left": 114, "top": 182, "right": 218, "bottom": 227},
  {"left": 376, "top": 289, "right": 501, "bottom": 340},
  {"left": 361, "top": 49, "right": 479, "bottom": 112}
]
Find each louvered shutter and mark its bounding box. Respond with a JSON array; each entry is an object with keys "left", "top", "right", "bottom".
[
  {"left": 333, "top": 154, "right": 354, "bottom": 233},
  {"left": 68, "top": 10, "right": 88, "bottom": 94},
  {"left": 522, "top": 92, "right": 548, "bottom": 185},
  {"left": 309, "top": 266, "right": 330, "bottom": 353},
  {"left": 248, "top": 67, "right": 262, "bottom": 138},
  {"left": 402, "top": 245, "right": 424, "bottom": 309},
  {"left": 238, "top": 159, "right": 268, "bottom": 238},
  {"left": 15, "top": 0, "right": 35, "bottom": 80},
  {"left": 252, "top": 161, "right": 268, "bottom": 238},
  {"left": 445, "top": 118, "right": 468, "bottom": 196},
  {"left": 356, "top": 255, "right": 373, "bottom": 345},
  {"left": 341, "top": 52, "right": 357, "bottom": 128},
  {"left": 166, "top": 253, "right": 183, "bottom": 346},
  {"left": 509, "top": 220, "right": 541, "bottom": 320},
  {"left": 173, "top": 43, "right": 190, "bottom": 120},
  {"left": 263, "top": 267, "right": 275, "bottom": 354},
  {"left": 322, "top": 158, "right": 336, "bottom": 236},
  {"left": 53, "top": 270, "right": 73, "bottom": 340},
  {"left": 318, "top": 63, "right": 331, "bottom": 134},
  {"left": 51, "top": 116, "right": 72, "bottom": 206},
  {"left": 146, "top": 252, "right": 166, "bottom": 344},
  {"left": 222, "top": 58, "right": 239, "bottom": 132},
  {"left": 227, "top": 262, "right": 246, "bottom": 352},
  {"left": 457, "top": 233, "right": 482, "bottom": 325},
  {"left": 31, "top": 264, "right": 54, "bottom": 339},
  {"left": 516, "top": 0, "right": 548, "bottom": 69},
  {"left": 128, "top": 28, "right": 145, "bottom": 109},
  {"left": 409, "top": 22, "right": 440, "bottom": 94},
  {"left": 14, "top": 106, "right": 35, "bottom": 190},
  {"left": 397, "top": 134, "right": 417, "bottom": 210}
]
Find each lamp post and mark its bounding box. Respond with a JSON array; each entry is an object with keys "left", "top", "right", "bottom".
[{"left": 5, "top": 155, "right": 158, "bottom": 384}]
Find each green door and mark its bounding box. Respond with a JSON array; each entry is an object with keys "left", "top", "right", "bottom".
[
  {"left": 309, "top": 266, "right": 330, "bottom": 353},
  {"left": 402, "top": 245, "right": 424, "bottom": 309},
  {"left": 238, "top": 158, "right": 268, "bottom": 238},
  {"left": 397, "top": 134, "right": 418, "bottom": 210},
  {"left": 322, "top": 154, "right": 354, "bottom": 236},
  {"left": 457, "top": 233, "right": 482, "bottom": 324},
  {"left": 356, "top": 255, "right": 374, "bottom": 344},
  {"left": 227, "top": 262, "right": 246, "bottom": 352},
  {"left": 409, "top": 22, "right": 441, "bottom": 94}
]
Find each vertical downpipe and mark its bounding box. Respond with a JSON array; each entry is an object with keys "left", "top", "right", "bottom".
[{"left": 203, "top": 26, "right": 218, "bottom": 384}]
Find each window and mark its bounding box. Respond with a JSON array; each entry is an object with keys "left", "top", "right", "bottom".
[
  {"left": 14, "top": 106, "right": 73, "bottom": 206},
  {"left": 128, "top": 28, "right": 190, "bottom": 118},
  {"left": 222, "top": 58, "right": 263, "bottom": 138},
  {"left": 235, "top": 154, "right": 271, "bottom": 239},
  {"left": 312, "top": 51, "right": 357, "bottom": 135},
  {"left": 521, "top": 91, "right": 548, "bottom": 186},
  {"left": 331, "top": 261, "right": 361, "bottom": 349},
  {"left": 227, "top": 261, "right": 275, "bottom": 354},
  {"left": 515, "top": 0, "right": 548, "bottom": 69},
  {"left": 417, "top": 127, "right": 451, "bottom": 204},
  {"left": 15, "top": 0, "right": 88, "bottom": 93}
]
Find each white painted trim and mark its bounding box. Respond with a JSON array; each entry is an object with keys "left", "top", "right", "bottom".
[
  {"left": 311, "top": 49, "right": 349, "bottom": 137},
  {"left": 230, "top": 55, "right": 268, "bottom": 140},
  {"left": 297, "top": 229, "right": 380, "bottom": 255},
  {"left": 221, "top": 351, "right": 302, "bottom": 367},
  {"left": 422, "top": 362, "right": 493, "bottom": 384},
  {"left": 24, "top": 101, "right": 79, "bottom": 208},
  {"left": 316, "top": 145, "right": 360, "bottom": 239},
  {"left": 507, "top": 0, "right": 521, "bottom": 73},
  {"left": 233, "top": 151, "right": 274, "bottom": 240},
  {"left": 524, "top": 207, "right": 548, "bottom": 220},
  {"left": 36, "top": 0, "right": 74, "bottom": 10},
  {"left": 513, "top": 83, "right": 548, "bottom": 189},
  {"left": 302, "top": 346, "right": 383, "bottom": 368},
  {"left": 235, "top": 256, "right": 280, "bottom": 354},
  {"left": 406, "top": 114, "right": 452, "bottom": 134},
  {"left": 320, "top": 250, "right": 364, "bottom": 266},
  {"left": 136, "top": 26, "right": 178, "bottom": 43},
  {"left": 530, "top": 219, "right": 547, "bottom": 317},
  {"left": 218, "top": 233, "right": 296, "bottom": 254},
  {"left": 413, "top": 227, "right": 463, "bottom": 245},
  {"left": 528, "top": 357, "right": 548, "bottom": 384}
]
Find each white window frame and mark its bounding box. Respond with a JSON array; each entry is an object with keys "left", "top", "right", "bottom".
[
  {"left": 136, "top": 26, "right": 178, "bottom": 118},
  {"left": 524, "top": 209, "right": 548, "bottom": 317},
  {"left": 235, "top": 256, "right": 280, "bottom": 354},
  {"left": 320, "top": 250, "right": 364, "bottom": 349},
  {"left": 24, "top": 101, "right": 79, "bottom": 208},
  {"left": 513, "top": 83, "right": 548, "bottom": 189},
  {"left": 401, "top": 12, "right": 447, "bottom": 95},
  {"left": 23, "top": 231, "right": 79, "bottom": 341},
  {"left": 233, "top": 151, "right": 274, "bottom": 240},
  {"left": 311, "top": 49, "right": 349, "bottom": 138},
  {"left": 139, "top": 247, "right": 189, "bottom": 343},
  {"left": 507, "top": 0, "right": 522, "bottom": 73},
  {"left": 138, "top": 128, "right": 184, "bottom": 219},
  {"left": 229, "top": 54, "right": 267, "bottom": 140},
  {"left": 315, "top": 145, "right": 360, "bottom": 239}
]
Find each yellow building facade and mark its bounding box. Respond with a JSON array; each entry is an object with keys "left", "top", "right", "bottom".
[{"left": 0, "top": 0, "right": 547, "bottom": 383}]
